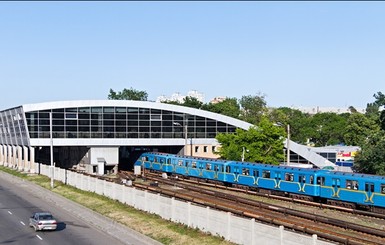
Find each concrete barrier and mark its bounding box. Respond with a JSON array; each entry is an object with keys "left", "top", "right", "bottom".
[{"left": 1, "top": 160, "right": 332, "bottom": 245}]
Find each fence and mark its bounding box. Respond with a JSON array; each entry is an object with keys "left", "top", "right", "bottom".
[{"left": 5, "top": 161, "right": 331, "bottom": 245}]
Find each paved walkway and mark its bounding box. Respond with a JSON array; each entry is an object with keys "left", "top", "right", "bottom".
[{"left": 0, "top": 170, "right": 163, "bottom": 245}]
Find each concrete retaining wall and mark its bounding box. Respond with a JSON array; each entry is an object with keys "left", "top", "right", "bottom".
[{"left": 2, "top": 160, "right": 332, "bottom": 245}]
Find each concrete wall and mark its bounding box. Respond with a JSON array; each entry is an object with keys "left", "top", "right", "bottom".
[
  {"left": 0, "top": 157, "right": 332, "bottom": 245},
  {"left": 90, "top": 147, "right": 119, "bottom": 175},
  {"left": 90, "top": 147, "right": 119, "bottom": 166}
]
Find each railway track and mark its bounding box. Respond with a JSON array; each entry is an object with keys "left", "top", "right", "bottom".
[
  {"left": 134, "top": 170, "right": 385, "bottom": 220},
  {"left": 127, "top": 172, "right": 385, "bottom": 245}
]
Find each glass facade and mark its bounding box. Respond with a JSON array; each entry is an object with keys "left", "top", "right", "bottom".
[
  {"left": 0, "top": 107, "right": 29, "bottom": 145},
  {"left": 23, "top": 106, "right": 237, "bottom": 139}
]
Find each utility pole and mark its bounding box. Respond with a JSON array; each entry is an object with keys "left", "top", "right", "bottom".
[
  {"left": 287, "top": 124, "right": 290, "bottom": 165},
  {"left": 49, "top": 112, "right": 54, "bottom": 189},
  {"left": 184, "top": 121, "right": 188, "bottom": 155}
]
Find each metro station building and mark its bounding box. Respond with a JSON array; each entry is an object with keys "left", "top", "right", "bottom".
[{"left": 0, "top": 100, "right": 337, "bottom": 175}]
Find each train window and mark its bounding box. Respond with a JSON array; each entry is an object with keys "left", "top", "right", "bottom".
[
  {"left": 199, "top": 163, "right": 204, "bottom": 169},
  {"left": 226, "top": 166, "right": 231, "bottom": 173},
  {"left": 178, "top": 160, "right": 183, "bottom": 166},
  {"left": 317, "top": 177, "right": 325, "bottom": 186},
  {"left": 159, "top": 158, "right": 164, "bottom": 163},
  {"left": 285, "top": 173, "right": 294, "bottom": 182},
  {"left": 192, "top": 162, "right": 197, "bottom": 168},
  {"left": 206, "top": 163, "right": 211, "bottom": 170},
  {"left": 332, "top": 178, "right": 340, "bottom": 188},
  {"left": 365, "top": 183, "right": 374, "bottom": 192},
  {"left": 154, "top": 157, "right": 158, "bottom": 162},
  {"left": 346, "top": 180, "right": 359, "bottom": 190},
  {"left": 234, "top": 167, "right": 239, "bottom": 174},
  {"left": 242, "top": 168, "right": 250, "bottom": 175},
  {"left": 167, "top": 158, "right": 171, "bottom": 164},
  {"left": 299, "top": 175, "right": 306, "bottom": 183},
  {"left": 381, "top": 184, "right": 385, "bottom": 194},
  {"left": 214, "top": 165, "right": 219, "bottom": 171},
  {"left": 310, "top": 176, "right": 313, "bottom": 184},
  {"left": 253, "top": 170, "right": 259, "bottom": 177},
  {"left": 185, "top": 161, "right": 189, "bottom": 167},
  {"left": 262, "top": 170, "right": 270, "bottom": 178},
  {"left": 275, "top": 172, "right": 281, "bottom": 180}
]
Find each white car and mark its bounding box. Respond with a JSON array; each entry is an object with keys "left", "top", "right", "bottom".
[{"left": 29, "top": 212, "right": 57, "bottom": 231}]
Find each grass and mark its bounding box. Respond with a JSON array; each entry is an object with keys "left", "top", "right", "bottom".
[{"left": 0, "top": 166, "right": 234, "bottom": 245}]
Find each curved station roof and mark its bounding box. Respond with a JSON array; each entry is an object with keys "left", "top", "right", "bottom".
[{"left": 0, "top": 100, "right": 336, "bottom": 169}]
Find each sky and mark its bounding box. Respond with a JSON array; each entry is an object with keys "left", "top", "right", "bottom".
[{"left": 1, "top": 2, "right": 385, "bottom": 111}]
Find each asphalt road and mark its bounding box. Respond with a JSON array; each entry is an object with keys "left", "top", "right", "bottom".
[{"left": 0, "top": 171, "right": 162, "bottom": 245}]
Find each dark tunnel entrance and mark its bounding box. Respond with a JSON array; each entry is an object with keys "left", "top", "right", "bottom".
[{"left": 118, "top": 146, "right": 182, "bottom": 171}]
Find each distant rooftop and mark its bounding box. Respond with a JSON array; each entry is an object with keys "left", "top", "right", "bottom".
[
  {"left": 287, "top": 106, "right": 366, "bottom": 114},
  {"left": 156, "top": 90, "right": 205, "bottom": 103}
]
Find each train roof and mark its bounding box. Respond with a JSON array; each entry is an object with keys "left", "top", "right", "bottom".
[
  {"left": 142, "top": 152, "right": 231, "bottom": 163},
  {"left": 227, "top": 161, "right": 319, "bottom": 173},
  {"left": 143, "top": 152, "right": 319, "bottom": 173},
  {"left": 319, "top": 169, "right": 385, "bottom": 180},
  {"left": 141, "top": 152, "right": 385, "bottom": 180}
]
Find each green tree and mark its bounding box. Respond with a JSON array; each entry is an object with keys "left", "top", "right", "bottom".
[
  {"left": 269, "top": 107, "right": 313, "bottom": 145},
  {"left": 371, "top": 92, "right": 385, "bottom": 130},
  {"left": 353, "top": 130, "right": 385, "bottom": 175},
  {"left": 161, "top": 100, "right": 182, "bottom": 106},
  {"left": 216, "top": 117, "right": 285, "bottom": 164},
  {"left": 344, "top": 113, "right": 380, "bottom": 146},
  {"left": 239, "top": 93, "right": 268, "bottom": 125},
  {"left": 182, "top": 96, "right": 203, "bottom": 109},
  {"left": 108, "top": 87, "right": 148, "bottom": 101},
  {"left": 308, "top": 112, "right": 348, "bottom": 146},
  {"left": 365, "top": 92, "right": 384, "bottom": 123},
  {"left": 161, "top": 96, "right": 202, "bottom": 109},
  {"left": 202, "top": 97, "right": 241, "bottom": 119}
]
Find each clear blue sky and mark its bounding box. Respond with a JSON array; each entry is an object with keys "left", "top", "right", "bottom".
[{"left": 1, "top": 2, "right": 384, "bottom": 110}]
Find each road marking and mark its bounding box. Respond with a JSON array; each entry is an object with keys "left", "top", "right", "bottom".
[
  {"left": 20, "top": 221, "right": 25, "bottom": 226},
  {"left": 7, "top": 211, "right": 12, "bottom": 215},
  {"left": 36, "top": 235, "right": 43, "bottom": 240}
]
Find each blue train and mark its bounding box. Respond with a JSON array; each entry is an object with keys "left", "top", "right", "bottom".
[{"left": 135, "top": 152, "right": 385, "bottom": 213}]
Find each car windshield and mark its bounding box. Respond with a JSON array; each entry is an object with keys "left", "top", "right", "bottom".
[{"left": 39, "top": 214, "right": 53, "bottom": 220}]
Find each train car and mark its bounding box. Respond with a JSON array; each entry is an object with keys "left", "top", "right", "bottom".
[
  {"left": 317, "top": 170, "right": 385, "bottom": 211},
  {"left": 135, "top": 152, "right": 385, "bottom": 212},
  {"left": 226, "top": 161, "right": 321, "bottom": 200},
  {"left": 138, "top": 152, "right": 174, "bottom": 173},
  {"left": 136, "top": 152, "right": 321, "bottom": 199},
  {"left": 135, "top": 152, "right": 231, "bottom": 182}
]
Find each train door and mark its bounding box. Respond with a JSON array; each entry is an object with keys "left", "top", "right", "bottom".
[
  {"left": 299, "top": 174, "right": 306, "bottom": 191},
  {"left": 213, "top": 164, "right": 219, "bottom": 179},
  {"left": 234, "top": 166, "right": 239, "bottom": 182},
  {"left": 224, "top": 165, "right": 234, "bottom": 183},
  {"left": 274, "top": 171, "right": 281, "bottom": 189},
  {"left": 199, "top": 162, "right": 204, "bottom": 176},
  {"left": 332, "top": 178, "right": 341, "bottom": 197},
  {"left": 252, "top": 169, "right": 259, "bottom": 186},
  {"left": 365, "top": 182, "right": 375, "bottom": 203}
]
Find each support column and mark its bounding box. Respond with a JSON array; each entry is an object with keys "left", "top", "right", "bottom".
[
  {"left": 12, "top": 146, "right": 17, "bottom": 168},
  {"left": 23, "top": 146, "right": 29, "bottom": 172},
  {"left": 29, "top": 147, "right": 36, "bottom": 174},
  {"left": 17, "top": 146, "right": 22, "bottom": 171},
  {"left": 7, "top": 145, "right": 12, "bottom": 167},
  {"left": 0, "top": 145, "right": 4, "bottom": 165},
  {"left": 3, "top": 145, "right": 8, "bottom": 166}
]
